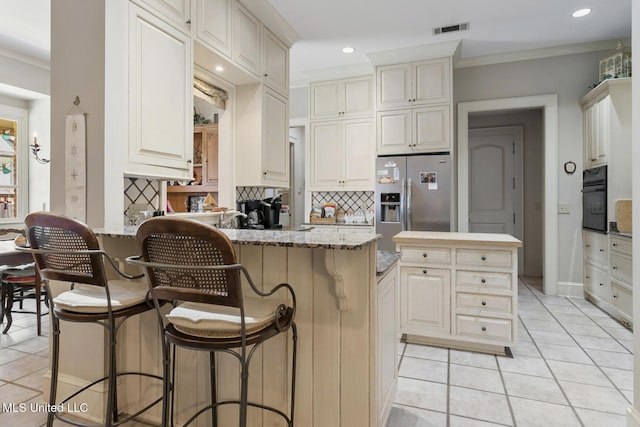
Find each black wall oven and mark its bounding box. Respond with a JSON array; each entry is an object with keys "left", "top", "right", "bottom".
[{"left": 582, "top": 165, "right": 607, "bottom": 233}]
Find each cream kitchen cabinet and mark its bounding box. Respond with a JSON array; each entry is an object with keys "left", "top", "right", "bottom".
[
  {"left": 194, "top": 0, "right": 232, "bottom": 57},
  {"left": 583, "top": 230, "right": 611, "bottom": 305},
  {"left": 609, "top": 234, "right": 632, "bottom": 326},
  {"left": 376, "top": 263, "right": 398, "bottom": 427},
  {"left": 310, "top": 76, "right": 374, "bottom": 121},
  {"left": 261, "top": 28, "right": 289, "bottom": 96},
  {"left": 236, "top": 84, "right": 289, "bottom": 187},
  {"left": 376, "top": 105, "right": 450, "bottom": 155},
  {"left": 309, "top": 119, "right": 375, "bottom": 190},
  {"left": 127, "top": 3, "right": 193, "bottom": 180},
  {"left": 233, "top": 2, "right": 261, "bottom": 77},
  {"left": 132, "top": 0, "right": 191, "bottom": 33},
  {"left": 394, "top": 231, "right": 521, "bottom": 354},
  {"left": 376, "top": 57, "right": 451, "bottom": 110},
  {"left": 582, "top": 94, "right": 610, "bottom": 168}
]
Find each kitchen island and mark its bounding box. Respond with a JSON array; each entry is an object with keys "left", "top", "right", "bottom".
[{"left": 46, "top": 225, "right": 397, "bottom": 427}]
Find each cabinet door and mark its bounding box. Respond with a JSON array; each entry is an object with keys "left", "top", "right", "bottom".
[
  {"left": 583, "top": 103, "right": 595, "bottom": 166},
  {"left": 376, "top": 266, "right": 398, "bottom": 426},
  {"left": 204, "top": 127, "right": 219, "bottom": 186},
  {"left": 611, "top": 281, "right": 633, "bottom": 323},
  {"left": 343, "top": 77, "right": 373, "bottom": 117},
  {"left": 376, "top": 110, "right": 412, "bottom": 155},
  {"left": 262, "top": 88, "right": 289, "bottom": 186},
  {"left": 310, "top": 121, "right": 343, "bottom": 188},
  {"left": 262, "top": 28, "right": 289, "bottom": 96},
  {"left": 134, "top": 0, "right": 190, "bottom": 33},
  {"left": 311, "top": 81, "right": 342, "bottom": 120},
  {"left": 195, "top": 0, "right": 232, "bottom": 57},
  {"left": 594, "top": 95, "right": 610, "bottom": 165},
  {"left": 343, "top": 119, "right": 374, "bottom": 189},
  {"left": 129, "top": 4, "right": 192, "bottom": 173},
  {"left": 377, "top": 63, "right": 412, "bottom": 109},
  {"left": 413, "top": 58, "right": 450, "bottom": 105},
  {"left": 413, "top": 105, "right": 450, "bottom": 152},
  {"left": 400, "top": 267, "right": 450, "bottom": 336},
  {"left": 233, "top": 3, "right": 261, "bottom": 77}
]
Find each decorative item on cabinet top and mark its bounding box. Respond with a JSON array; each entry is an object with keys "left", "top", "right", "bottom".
[{"left": 598, "top": 41, "right": 631, "bottom": 85}]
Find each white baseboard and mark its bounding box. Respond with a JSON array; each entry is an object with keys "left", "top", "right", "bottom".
[
  {"left": 556, "top": 281, "right": 584, "bottom": 297},
  {"left": 627, "top": 406, "right": 640, "bottom": 427}
]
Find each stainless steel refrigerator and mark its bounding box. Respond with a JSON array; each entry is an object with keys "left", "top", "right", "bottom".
[{"left": 375, "top": 154, "right": 451, "bottom": 251}]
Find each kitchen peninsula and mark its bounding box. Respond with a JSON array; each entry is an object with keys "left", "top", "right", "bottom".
[{"left": 48, "top": 225, "right": 396, "bottom": 427}]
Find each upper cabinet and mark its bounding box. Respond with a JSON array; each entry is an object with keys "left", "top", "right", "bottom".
[
  {"left": 233, "top": 2, "right": 261, "bottom": 77},
  {"left": 236, "top": 85, "right": 289, "bottom": 188},
  {"left": 132, "top": 0, "right": 191, "bottom": 33},
  {"left": 194, "top": 0, "right": 232, "bottom": 57},
  {"left": 582, "top": 94, "right": 610, "bottom": 168},
  {"left": 262, "top": 28, "right": 289, "bottom": 96},
  {"left": 311, "top": 76, "right": 374, "bottom": 121},
  {"left": 376, "top": 58, "right": 451, "bottom": 110},
  {"left": 376, "top": 105, "right": 450, "bottom": 155},
  {"left": 127, "top": 3, "right": 193, "bottom": 180}
]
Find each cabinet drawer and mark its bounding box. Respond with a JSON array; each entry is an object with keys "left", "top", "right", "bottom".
[
  {"left": 610, "top": 253, "right": 632, "bottom": 284},
  {"left": 456, "top": 315, "right": 512, "bottom": 343},
  {"left": 584, "top": 231, "right": 608, "bottom": 265},
  {"left": 612, "top": 281, "right": 633, "bottom": 320},
  {"left": 584, "top": 263, "right": 611, "bottom": 303},
  {"left": 456, "top": 270, "right": 512, "bottom": 291},
  {"left": 611, "top": 235, "right": 632, "bottom": 256},
  {"left": 401, "top": 247, "right": 451, "bottom": 265},
  {"left": 456, "top": 249, "right": 512, "bottom": 268},
  {"left": 456, "top": 293, "right": 512, "bottom": 315}
]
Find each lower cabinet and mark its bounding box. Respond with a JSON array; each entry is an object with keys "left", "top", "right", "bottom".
[
  {"left": 395, "top": 232, "right": 521, "bottom": 354},
  {"left": 376, "top": 264, "right": 398, "bottom": 427}
]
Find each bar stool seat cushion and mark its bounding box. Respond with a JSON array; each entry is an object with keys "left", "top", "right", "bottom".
[
  {"left": 167, "top": 298, "right": 285, "bottom": 338},
  {"left": 53, "top": 280, "right": 149, "bottom": 313}
]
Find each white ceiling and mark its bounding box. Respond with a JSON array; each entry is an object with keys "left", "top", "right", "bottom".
[
  {"left": 266, "top": 0, "right": 632, "bottom": 83},
  {"left": 0, "top": 0, "right": 631, "bottom": 86}
]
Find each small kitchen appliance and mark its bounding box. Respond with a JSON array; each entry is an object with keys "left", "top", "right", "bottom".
[{"left": 236, "top": 196, "right": 283, "bottom": 229}]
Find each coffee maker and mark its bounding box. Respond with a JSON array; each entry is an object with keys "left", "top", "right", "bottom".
[{"left": 236, "top": 196, "right": 282, "bottom": 229}]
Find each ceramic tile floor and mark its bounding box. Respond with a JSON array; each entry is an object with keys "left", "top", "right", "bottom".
[
  {"left": 0, "top": 278, "right": 634, "bottom": 426},
  {"left": 386, "top": 277, "right": 634, "bottom": 427}
]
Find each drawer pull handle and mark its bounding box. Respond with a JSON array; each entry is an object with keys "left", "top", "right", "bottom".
[
  {"left": 600, "top": 283, "right": 604, "bottom": 286},
  {"left": 423, "top": 253, "right": 427, "bottom": 258},
  {"left": 422, "top": 269, "right": 427, "bottom": 274},
  {"left": 612, "top": 266, "right": 618, "bottom": 270},
  {"left": 481, "top": 256, "right": 487, "bottom": 261},
  {"left": 481, "top": 301, "right": 487, "bottom": 306},
  {"left": 613, "top": 243, "right": 618, "bottom": 247},
  {"left": 599, "top": 249, "right": 605, "bottom": 252},
  {"left": 481, "top": 326, "right": 487, "bottom": 332},
  {"left": 585, "top": 275, "right": 590, "bottom": 279},
  {"left": 481, "top": 278, "right": 486, "bottom": 284},
  {"left": 613, "top": 295, "right": 618, "bottom": 298}
]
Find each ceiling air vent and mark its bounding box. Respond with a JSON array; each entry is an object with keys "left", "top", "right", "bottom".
[{"left": 432, "top": 22, "right": 470, "bottom": 36}]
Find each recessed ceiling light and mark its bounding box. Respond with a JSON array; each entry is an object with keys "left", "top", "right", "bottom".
[
  {"left": 342, "top": 47, "right": 355, "bottom": 54},
  {"left": 215, "top": 65, "right": 224, "bottom": 72},
  {"left": 572, "top": 8, "right": 591, "bottom": 18}
]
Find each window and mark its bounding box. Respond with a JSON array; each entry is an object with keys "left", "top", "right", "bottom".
[{"left": 0, "top": 105, "right": 28, "bottom": 222}]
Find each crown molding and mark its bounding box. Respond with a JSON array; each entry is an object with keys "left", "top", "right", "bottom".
[
  {"left": 367, "top": 39, "right": 461, "bottom": 66},
  {"left": 454, "top": 38, "right": 630, "bottom": 69},
  {"left": 239, "top": 0, "right": 300, "bottom": 47},
  {"left": 0, "top": 47, "right": 49, "bottom": 71}
]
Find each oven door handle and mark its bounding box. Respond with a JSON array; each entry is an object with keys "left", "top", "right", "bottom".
[{"left": 581, "top": 187, "right": 605, "bottom": 193}]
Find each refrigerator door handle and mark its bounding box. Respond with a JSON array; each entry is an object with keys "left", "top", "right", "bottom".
[
  {"left": 407, "top": 178, "right": 413, "bottom": 231},
  {"left": 400, "top": 178, "right": 406, "bottom": 231}
]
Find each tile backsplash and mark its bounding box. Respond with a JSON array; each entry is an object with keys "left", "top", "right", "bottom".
[
  {"left": 311, "top": 191, "right": 374, "bottom": 215},
  {"left": 123, "top": 177, "right": 160, "bottom": 224}
]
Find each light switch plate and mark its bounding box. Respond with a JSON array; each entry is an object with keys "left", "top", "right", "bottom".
[{"left": 558, "top": 203, "right": 571, "bottom": 214}]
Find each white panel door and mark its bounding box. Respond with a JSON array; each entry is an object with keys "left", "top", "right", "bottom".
[
  {"left": 262, "top": 28, "right": 288, "bottom": 96},
  {"left": 413, "top": 58, "right": 450, "bottom": 105},
  {"left": 377, "top": 63, "right": 411, "bottom": 109},
  {"left": 468, "top": 127, "right": 523, "bottom": 254},
  {"left": 262, "top": 88, "right": 289, "bottom": 186},
  {"left": 376, "top": 110, "right": 411, "bottom": 155},
  {"left": 310, "top": 121, "right": 343, "bottom": 188},
  {"left": 195, "top": 0, "right": 232, "bottom": 57},
  {"left": 343, "top": 77, "right": 373, "bottom": 117},
  {"left": 343, "top": 119, "right": 374, "bottom": 189},
  {"left": 129, "top": 4, "right": 192, "bottom": 171},
  {"left": 401, "top": 267, "right": 450, "bottom": 336},
  {"left": 413, "top": 105, "right": 450, "bottom": 152},
  {"left": 233, "top": 3, "right": 261, "bottom": 77}
]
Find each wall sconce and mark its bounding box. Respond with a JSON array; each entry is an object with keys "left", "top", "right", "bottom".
[{"left": 30, "top": 133, "right": 50, "bottom": 164}]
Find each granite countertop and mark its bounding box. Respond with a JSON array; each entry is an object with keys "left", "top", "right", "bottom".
[
  {"left": 376, "top": 251, "right": 400, "bottom": 277},
  {"left": 300, "top": 222, "right": 374, "bottom": 227},
  {"left": 393, "top": 231, "right": 523, "bottom": 247},
  {"left": 609, "top": 230, "right": 632, "bottom": 238},
  {"left": 95, "top": 226, "right": 381, "bottom": 250}
]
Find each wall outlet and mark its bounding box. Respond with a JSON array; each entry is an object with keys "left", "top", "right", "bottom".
[{"left": 558, "top": 203, "right": 571, "bottom": 214}]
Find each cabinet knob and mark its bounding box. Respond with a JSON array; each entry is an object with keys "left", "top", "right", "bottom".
[
  {"left": 586, "top": 275, "right": 590, "bottom": 279},
  {"left": 481, "top": 278, "right": 486, "bottom": 284},
  {"left": 599, "top": 249, "right": 605, "bottom": 252},
  {"left": 481, "top": 301, "right": 487, "bottom": 306},
  {"left": 591, "top": 158, "right": 597, "bottom": 161},
  {"left": 408, "top": 99, "right": 412, "bottom": 102},
  {"left": 264, "top": 73, "right": 268, "bottom": 77},
  {"left": 263, "top": 171, "right": 267, "bottom": 175},
  {"left": 481, "top": 326, "right": 487, "bottom": 332},
  {"left": 187, "top": 159, "right": 192, "bottom": 164},
  {"left": 613, "top": 243, "right": 618, "bottom": 247},
  {"left": 422, "top": 269, "right": 427, "bottom": 274},
  {"left": 599, "top": 283, "right": 604, "bottom": 286},
  {"left": 612, "top": 266, "right": 618, "bottom": 270},
  {"left": 423, "top": 253, "right": 427, "bottom": 258},
  {"left": 613, "top": 295, "right": 618, "bottom": 298},
  {"left": 481, "top": 255, "right": 487, "bottom": 261},
  {"left": 412, "top": 98, "right": 416, "bottom": 102},
  {"left": 586, "top": 244, "right": 590, "bottom": 247},
  {"left": 186, "top": 19, "right": 191, "bottom": 24}
]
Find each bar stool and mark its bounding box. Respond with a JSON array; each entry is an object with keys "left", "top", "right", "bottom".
[
  {"left": 21, "top": 212, "right": 164, "bottom": 427},
  {"left": 127, "top": 217, "right": 297, "bottom": 427}
]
